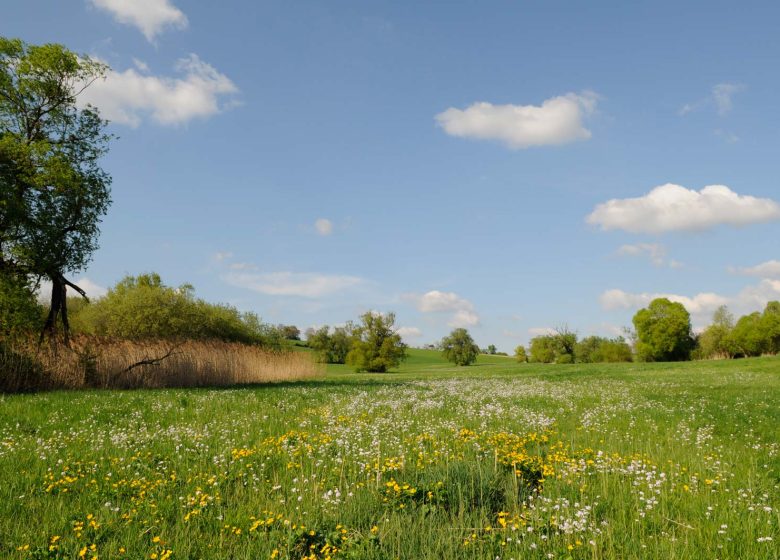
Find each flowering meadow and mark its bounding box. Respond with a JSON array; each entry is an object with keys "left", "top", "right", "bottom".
[{"left": 1, "top": 351, "right": 778, "bottom": 559}]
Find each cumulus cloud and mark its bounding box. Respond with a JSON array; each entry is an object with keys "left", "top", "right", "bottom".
[
  {"left": 407, "top": 290, "right": 480, "bottom": 327},
  {"left": 222, "top": 271, "right": 363, "bottom": 298},
  {"left": 730, "top": 260, "right": 780, "bottom": 279},
  {"left": 435, "top": 91, "right": 597, "bottom": 149},
  {"left": 80, "top": 54, "right": 239, "bottom": 127},
  {"left": 735, "top": 279, "right": 780, "bottom": 309},
  {"left": 587, "top": 184, "right": 780, "bottom": 234},
  {"left": 89, "top": 0, "right": 188, "bottom": 41},
  {"left": 599, "top": 289, "right": 728, "bottom": 315},
  {"left": 314, "top": 218, "right": 334, "bottom": 236},
  {"left": 38, "top": 277, "right": 108, "bottom": 302},
  {"left": 397, "top": 326, "right": 423, "bottom": 341}
]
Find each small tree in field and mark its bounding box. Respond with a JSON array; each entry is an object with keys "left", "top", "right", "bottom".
[
  {"left": 346, "top": 312, "right": 407, "bottom": 372},
  {"left": 514, "top": 345, "right": 528, "bottom": 363},
  {"left": 440, "top": 328, "right": 480, "bottom": 366}
]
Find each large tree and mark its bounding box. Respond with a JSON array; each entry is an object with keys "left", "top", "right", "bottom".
[
  {"left": 632, "top": 298, "right": 693, "bottom": 362},
  {"left": 346, "top": 312, "right": 407, "bottom": 373},
  {"left": 440, "top": 328, "right": 480, "bottom": 366},
  {"left": 0, "top": 37, "right": 111, "bottom": 344}
]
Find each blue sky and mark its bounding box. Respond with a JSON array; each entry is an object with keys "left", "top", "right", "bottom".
[{"left": 7, "top": 1, "right": 780, "bottom": 350}]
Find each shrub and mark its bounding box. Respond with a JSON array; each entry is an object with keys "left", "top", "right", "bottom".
[
  {"left": 576, "top": 336, "right": 632, "bottom": 363},
  {"left": 73, "top": 273, "right": 275, "bottom": 345},
  {"left": 514, "top": 345, "right": 528, "bottom": 363},
  {"left": 306, "top": 325, "right": 354, "bottom": 364}
]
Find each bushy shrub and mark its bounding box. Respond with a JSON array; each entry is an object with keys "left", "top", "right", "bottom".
[
  {"left": 306, "top": 325, "right": 354, "bottom": 364},
  {"left": 576, "top": 336, "right": 632, "bottom": 363},
  {"left": 73, "top": 273, "right": 276, "bottom": 345}
]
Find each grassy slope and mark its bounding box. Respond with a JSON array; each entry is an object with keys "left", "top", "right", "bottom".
[{"left": 1, "top": 352, "right": 778, "bottom": 560}]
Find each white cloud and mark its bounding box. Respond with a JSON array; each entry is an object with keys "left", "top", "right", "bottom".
[
  {"left": 314, "top": 218, "right": 334, "bottom": 236},
  {"left": 587, "top": 184, "right": 780, "bottom": 234},
  {"left": 730, "top": 260, "right": 780, "bottom": 279},
  {"left": 80, "top": 54, "right": 239, "bottom": 127},
  {"left": 89, "top": 0, "right": 188, "bottom": 42},
  {"left": 735, "top": 279, "right": 780, "bottom": 309},
  {"left": 599, "top": 289, "right": 728, "bottom": 315},
  {"left": 407, "top": 290, "right": 480, "bottom": 327},
  {"left": 223, "top": 271, "right": 364, "bottom": 298},
  {"left": 527, "top": 327, "right": 556, "bottom": 337},
  {"left": 679, "top": 83, "right": 744, "bottom": 117},
  {"left": 397, "top": 326, "right": 423, "bottom": 341},
  {"left": 37, "top": 277, "right": 108, "bottom": 302},
  {"left": 712, "top": 83, "right": 744, "bottom": 116},
  {"left": 435, "top": 91, "right": 597, "bottom": 149},
  {"left": 616, "top": 243, "right": 667, "bottom": 266},
  {"left": 213, "top": 251, "right": 233, "bottom": 262}
]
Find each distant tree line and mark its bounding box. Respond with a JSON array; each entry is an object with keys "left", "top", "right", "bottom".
[{"left": 510, "top": 297, "right": 780, "bottom": 364}]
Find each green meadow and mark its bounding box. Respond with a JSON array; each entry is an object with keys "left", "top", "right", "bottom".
[{"left": 1, "top": 350, "right": 778, "bottom": 559}]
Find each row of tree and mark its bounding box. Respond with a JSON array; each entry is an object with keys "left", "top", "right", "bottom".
[
  {"left": 514, "top": 298, "right": 780, "bottom": 365},
  {"left": 696, "top": 302, "right": 780, "bottom": 359},
  {"left": 305, "top": 313, "right": 407, "bottom": 372},
  {"left": 517, "top": 331, "right": 633, "bottom": 364}
]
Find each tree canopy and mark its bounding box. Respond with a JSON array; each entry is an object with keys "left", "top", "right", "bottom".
[
  {"left": 72, "top": 273, "right": 277, "bottom": 345},
  {"left": 346, "top": 312, "right": 407, "bottom": 373},
  {"left": 0, "top": 37, "right": 111, "bottom": 343},
  {"left": 632, "top": 298, "right": 693, "bottom": 362},
  {"left": 440, "top": 328, "right": 480, "bottom": 366}
]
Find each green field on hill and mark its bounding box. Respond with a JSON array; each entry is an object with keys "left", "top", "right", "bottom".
[{"left": 1, "top": 351, "right": 778, "bottom": 559}]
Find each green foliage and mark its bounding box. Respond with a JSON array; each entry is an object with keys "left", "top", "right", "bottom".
[
  {"left": 529, "top": 328, "right": 578, "bottom": 363},
  {"left": 697, "top": 305, "right": 736, "bottom": 359},
  {"left": 761, "top": 301, "right": 780, "bottom": 354},
  {"left": 277, "top": 324, "right": 301, "bottom": 341},
  {"left": 346, "top": 311, "right": 407, "bottom": 372},
  {"left": 73, "top": 273, "right": 273, "bottom": 345},
  {"left": 0, "top": 37, "right": 112, "bottom": 339},
  {"left": 729, "top": 312, "right": 765, "bottom": 357},
  {"left": 440, "top": 328, "right": 480, "bottom": 366},
  {"left": 576, "top": 336, "right": 633, "bottom": 363},
  {"left": 0, "top": 271, "right": 40, "bottom": 340},
  {"left": 306, "top": 325, "right": 354, "bottom": 364},
  {"left": 486, "top": 344, "right": 497, "bottom": 355},
  {"left": 514, "top": 345, "right": 527, "bottom": 363},
  {"left": 529, "top": 335, "right": 557, "bottom": 363},
  {"left": 632, "top": 298, "right": 693, "bottom": 362}
]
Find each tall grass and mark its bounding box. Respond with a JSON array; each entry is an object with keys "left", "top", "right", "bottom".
[{"left": 0, "top": 337, "right": 323, "bottom": 392}]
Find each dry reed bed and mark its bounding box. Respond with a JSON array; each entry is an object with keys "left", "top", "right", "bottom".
[{"left": 1, "top": 337, "right": 324, "bottom": 392}]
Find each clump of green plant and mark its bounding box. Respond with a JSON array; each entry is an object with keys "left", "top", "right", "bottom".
[{"left": 73, "top": 273, "right": 280, "bottom": 346}]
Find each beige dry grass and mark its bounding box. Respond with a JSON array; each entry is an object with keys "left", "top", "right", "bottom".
[{"left": 1, "top": 337, "right": 323, "bottom": 391}]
